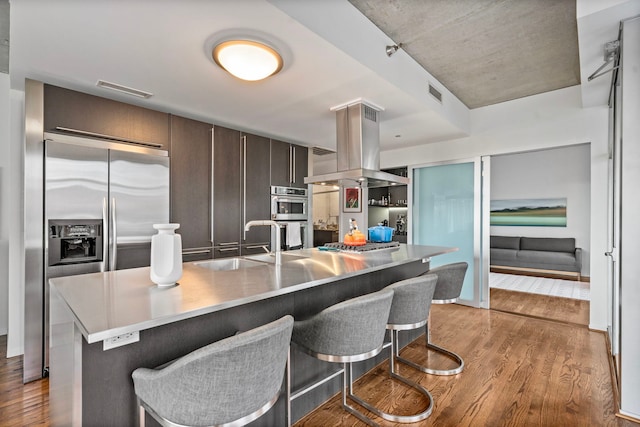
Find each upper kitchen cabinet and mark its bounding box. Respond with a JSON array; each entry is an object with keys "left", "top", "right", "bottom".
[
  {"left": 170, "top": 115, "right": 213, "bottom": 261},
  {"left": 43, "top": 84, "right": 170, "bottom": 150},
  {"left": 270, "top": 139, "right": 308, "bottom": 188}
]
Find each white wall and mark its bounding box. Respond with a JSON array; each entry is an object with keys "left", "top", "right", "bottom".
[
  {"left": 381, "top": 86, "right": 609, "bottom": 330},
  {"left": 312, "top": 187, "right": 339, "bottom": 226},
  {"left": 0, "top": 72, "right": 9, "bottom": 336},
  {"left": 490, "top": 145, "right": 591, "bottom": 275}
]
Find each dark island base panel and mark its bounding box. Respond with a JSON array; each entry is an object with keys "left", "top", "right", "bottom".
[{"left": 81, "top": 261, "right": 430, "bottom": 426}]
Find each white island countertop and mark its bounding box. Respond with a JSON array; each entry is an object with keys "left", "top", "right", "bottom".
[{"left": 50, "top": 244, "right": 456, "bottom": 344}]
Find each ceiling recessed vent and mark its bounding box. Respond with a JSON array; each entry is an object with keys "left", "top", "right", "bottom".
[
  {"left": 96, "top": 80, "right": 153, "bottom": 98},
  {"left": 312, "top": 147, "right": 335, "bottom": 156},
  {"left": 428, "top": 84, "right": 442, "bottom": 103},
  {"left": 363, "top": 104, "right": 378, "bottom": 122}
]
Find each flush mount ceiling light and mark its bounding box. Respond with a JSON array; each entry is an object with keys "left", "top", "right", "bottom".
[{"left": 212, "top": 40, "right": 283, "bottom": 81}]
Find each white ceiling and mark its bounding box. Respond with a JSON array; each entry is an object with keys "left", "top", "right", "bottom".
[{"left": 8, "top": 0, "right": 638, "bottom": 152}]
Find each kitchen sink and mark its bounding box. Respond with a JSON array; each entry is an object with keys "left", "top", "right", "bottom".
[
  {"left": 193, "top": 258, "right": 265, "bottom": 271},
  {"left": 244, "top": 253, "right": 310, "bottom": 264}
]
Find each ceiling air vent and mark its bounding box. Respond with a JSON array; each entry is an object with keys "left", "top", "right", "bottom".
[
  {"left": 312, "top": 147, "right": 335, "bottom": 156},
  {"left": 96, "top": 80, "right": 153, "bottom": 98},
  {"left": 428, "top": 84, "right": 442, "bottom": 103}
]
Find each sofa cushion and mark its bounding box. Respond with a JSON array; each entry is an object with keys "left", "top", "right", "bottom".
[
  {"left": 516, "top": 250, "right": 580, "bottom": 272},
  {"left": 490, "top": 248, "right": 518, "bottom": 261},
  {"left": 520, "top": 237, "right": 575, "bottom": 253},
  {"left": 490, "top": 236, "right": 521, "bottom": 250}
]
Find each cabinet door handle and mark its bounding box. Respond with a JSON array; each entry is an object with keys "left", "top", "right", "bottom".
[
  {"left": 245, "top": 245, "right": 269, "bottom": 250},
  {"left": 242, "top": 135, "right": 247, "bottom": 240},
  {"left": 219, "top": 241, "right": 239, "bottom": 246},
  {"left": 210, "top": 129, "right": 215, "bottom": 245},
  {"left": 289, "top": 144, "right": 293, "bottom": 184},
  {"left": 182, "top": 248, "right": 213, "bottom": 255},
  {"left": 219, "top": 247, "right": 239, "bottom": 252},
  {"left": 292, "top": 146, "right": 296, "bottom": 184}
]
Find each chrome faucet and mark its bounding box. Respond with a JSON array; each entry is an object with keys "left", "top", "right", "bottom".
[{"left": 244, "top": 220, "right": 282, "bottom": 266}]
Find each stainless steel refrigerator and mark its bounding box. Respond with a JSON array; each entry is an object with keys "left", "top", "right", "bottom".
[{"left": 23, "top": 132, "right": 169, "bottom": 382}]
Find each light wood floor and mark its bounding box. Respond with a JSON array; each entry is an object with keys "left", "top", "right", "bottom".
[{"left": 0, "top": 299, "right": 634, "bottom": 426}]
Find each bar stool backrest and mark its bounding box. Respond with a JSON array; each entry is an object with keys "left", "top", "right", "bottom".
[
  {"left": 132, "top": 315, "right": 293, "bottom": 426},
  {"left": 427, "top": 262, "right": 469, "bottom": 302},
  {"left": 292, "top": 289, "right": 394, "bottom": 358},
  {"left": 386, "top": 274, "right": 438, "bottom": 327}
]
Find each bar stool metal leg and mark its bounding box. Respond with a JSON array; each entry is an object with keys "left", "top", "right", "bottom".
[
  {"left": 395, "top": 311, "right": 464, "bottom": 376},
  {"left": 348, "top": 329, "right": 434, "bottom": 423},
  {"left": 342, "top": 362, "right": 380, "bottom": 427},
  {"left": 347, "top": 273, "right": 440, "bottom": 423},
  {"left": 394, "top": 262, "right": 468, "bottom": 376}
]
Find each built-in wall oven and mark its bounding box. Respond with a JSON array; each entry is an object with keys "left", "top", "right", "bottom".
[
  {"left": 271, "top": 186, "right": 308, "bottom": 221},
  {"left": 270, "top": 186, "right": 309, "bottom": 250}
]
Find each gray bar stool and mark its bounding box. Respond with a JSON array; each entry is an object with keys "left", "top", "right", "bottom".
[
  {"left": 398, "top": 261, "right": 468, "bottom": 376},
  {"left": 131, "top": 315, "right": 293, "bottom": 427},
  {"left": 349, "top": 274, "right": 437, "bottom": 423},
  {"left": 290, "top": 289, "right": 394, "bottom": 427}
]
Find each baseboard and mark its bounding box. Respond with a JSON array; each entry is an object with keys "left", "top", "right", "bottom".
[{"left": 490, "top": 265, "right": 589, "bottom": 282}]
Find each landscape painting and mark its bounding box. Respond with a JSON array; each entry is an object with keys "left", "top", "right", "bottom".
[{"left": 490, "top": 198, "right": 567, "bottom": 227}]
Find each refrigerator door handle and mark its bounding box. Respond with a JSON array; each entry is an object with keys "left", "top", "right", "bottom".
[
  {"left": 110, "top": 197, "right": 117, "bottom": 271},
  {"left": 102, "top": 197, "right": 108, "bottom": 272}
]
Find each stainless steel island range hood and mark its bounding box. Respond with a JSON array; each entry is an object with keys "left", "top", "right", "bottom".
[{"left": 304, "top": 101, "right": 409, "bottom": 188}]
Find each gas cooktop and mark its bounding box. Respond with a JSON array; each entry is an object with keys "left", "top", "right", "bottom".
[{"left": 322, "top": 241, "right": 401, "bottom": 253}]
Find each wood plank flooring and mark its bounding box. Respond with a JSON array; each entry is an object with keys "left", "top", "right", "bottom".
[
  {"left": 490, "top": 287, "right": 590, "bottom": 326},
  {"left": 0, "top": 335, "right": 48, "bottom": 426},
  {"left": 0, "top": 298, "right": 633, "bottom": 426},
  {"left": 294, "top": 304, "right": 634, "bottom": 426}
]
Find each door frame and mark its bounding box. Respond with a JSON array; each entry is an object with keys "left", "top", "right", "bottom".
[{"left": 407, "top": 156, "right": 489, "bottom": 309}]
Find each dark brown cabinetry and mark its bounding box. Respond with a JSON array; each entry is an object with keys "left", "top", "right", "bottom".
[
  {"left": 270, "top": 139, "right": 308, "bottom": 188},
  {"left": 213, "top": 126, "right": 271, "bottom": 258},
  {"left": 43, "top": 85, "right": 170, "bottom": 150},
  {"left": 213, "top": 126, "right": 242, "bottom": 257},
  {"left": 313, "top": 229, "right": 339, "bottom": 247},
  {"left": 170, "top": 115, "right": 213, "bottom": 262},
  {"left": 242, "top": 133, "right": 271, "bottom": 253}
]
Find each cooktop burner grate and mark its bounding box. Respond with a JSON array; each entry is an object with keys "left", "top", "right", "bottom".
[{"left": 323, "top": 241, "right": 401, "bottom": 252}]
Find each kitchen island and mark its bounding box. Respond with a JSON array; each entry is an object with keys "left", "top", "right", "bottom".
[{"left": 49, "top": 244, "right": 455, "bottom": 426}]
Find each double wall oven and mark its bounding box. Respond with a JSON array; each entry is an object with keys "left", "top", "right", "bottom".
[{"left": 271, "top": 185, "right": 309, "bottom": 250}]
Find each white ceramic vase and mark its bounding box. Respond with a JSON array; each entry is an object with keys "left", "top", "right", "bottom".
[{"left": 150, "top": 224, "right": 182, "bottom": 287}]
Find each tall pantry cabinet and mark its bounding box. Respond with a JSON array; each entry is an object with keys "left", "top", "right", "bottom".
[
  {"left": 212, "top": 126, "right": 271, "bottom": 258},
  {"left": 169, "top": 115, "right": 213, "bottom": 261}
]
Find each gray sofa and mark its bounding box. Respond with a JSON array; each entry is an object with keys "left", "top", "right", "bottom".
[{"left": 490, "top": 236, "right": 582, "bottom": 277}]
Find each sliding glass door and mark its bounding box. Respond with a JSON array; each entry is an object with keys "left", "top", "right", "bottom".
[{"left": 409, "top": 158, "right": 488, "bottom": 308}]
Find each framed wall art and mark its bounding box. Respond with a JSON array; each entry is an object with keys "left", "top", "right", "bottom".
[
  {"left": 343, "top": 187, "right": 362, "bottom": 212},
  {"left": 490, "top": 198, "right": 567, "bottom": 227}
]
